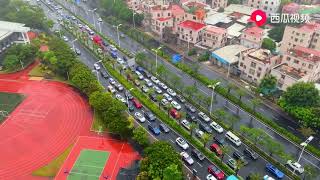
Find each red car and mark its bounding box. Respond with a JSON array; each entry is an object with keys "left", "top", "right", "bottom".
[
  {"left": 210, "top": 143, "right": 223, "bottom": 156},
  {"left": 170, "top": 108, "right": 181, "bottom": 119},
  {"left": 208, "top": 165, "right": 225, "bottom": 180},
  {"left": 132, "top": 98, "right": 142, "bottom": 109}
]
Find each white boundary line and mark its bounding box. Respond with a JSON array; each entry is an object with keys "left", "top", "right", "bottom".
[{"left": 109, "top": 143, "right": 125, "bottom": 179}]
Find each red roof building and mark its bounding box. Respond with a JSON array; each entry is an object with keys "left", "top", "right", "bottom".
[
  {"left": 177, "top": 20, "right": 206, "bottom": 45},
  {"left": 240, "top": 26, "right": 264, "bottom": 49},
  {"left": 178, "top": 20, "right": 206, "bottom": 31}
]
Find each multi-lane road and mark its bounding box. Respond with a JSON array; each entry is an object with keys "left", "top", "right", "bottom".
[{"left": 53, "top": 0, "right": 320, "bottom": 176}]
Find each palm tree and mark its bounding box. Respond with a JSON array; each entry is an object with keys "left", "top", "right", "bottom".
[
  {"left": 135, "top": 52, "right": 146, "bottom": 65},
  {"left": 201, "top": 133, "right": 212, "bottom": 148},
  {"left": 298, "top": 126, "right": 315, "bottom": 138},
  {"left": 220, "top": 145, "right": 231, "bottom": 161},
  {"left": 251, "top": 98, "right": 262, "bottom": 112},
  {"left": 156, "top": 94, "right": 163, "bottom": 109},
  {"left": 227, "top": 115, "right": 240, "bottom": 130},
  {"left": 303, "top": 164, "right": 317, "bottom": 180},
  {"left": 236, "top": 88, "right": 246, "bottom": 102},
  {"left": 235, "top": 159, "right": 245, "bottom": 175},
  {"left": 227, "top": 83, "right": 237, "bottom": 94},
  {"left": 189, "top": 122, "right": 198, "bottom": 137}
]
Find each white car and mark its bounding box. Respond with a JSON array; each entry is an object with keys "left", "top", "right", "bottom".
[
  {"left": 144, "top": 79, "right": 153, "bottom": 87},
  {"left": 286, "top": 160, "right": 304, "bottom": 174},
  {"left": 117, "top": 57, "right": 125, "bottom": 64},
  {"left": 198, "top": 112, "right": 210, "bottom": 122},
  {"left": 109, "top": 78, "right": 116, "bottom": 85},
  {"left": 151, "top": 76, "right": 160, "bottom": 84},
  {"left": 181, "top": 119, "right": 190, "bottom": 130},
  {"left": 62, "top": 36, "right": 68, "bottom": 42},
  {"left": 180, "top": 151, "right": 194, "bottom": 165},
  {"left": 107, "top": 85, "right": 116, "bottom": 94},
  {"left": 141, "top": 85, "right": 149, "bottom": 93},
  {"left": 134, "top": 112, "right": 146, "bottom": 123},
  {"left": 206, "top": 174, "right": 217, "bottom": 180},
  {"left": 210, "top": 121, "right": 224, "bottom": 133},
  {"left": 195, "top": 129, "right": 204, "bottom": 138},
  {"left": 158, "top": 82, "right": 168, "bottom": 90},
  {"left": 161, "top": 98, "right": 169, "bottom": 106},
  {"left": 163, "top": 93, "right": 172, "bottom": 101},
  {"left": 135, "top": 71, "right": 144, "bottom": 80},
  {"left": 171, "top": 101, "right": 181, "bottom": 110},
  {"left": 153, "top": 86, "right": 162, "bottom": 94},
  {"left": 115, "top": 94, "right": 126, "bottom": 103},
  {"left": 176, "top": 137, "right": 189, "bottom": 150},
  {"left": 94, "top": 63, "right": 100, "bottom": 71},
  {"left": 109, "top": 45, "right": 117, "bottom": 52},
  {"left": 263, "top": 175, "right": 275, "bottom": 180},
  {"left": 167, "top": 88, "right": 176, "bottom": 96},
  {"left": 98, "top": 17, "right": 102, "bottom": 22}
]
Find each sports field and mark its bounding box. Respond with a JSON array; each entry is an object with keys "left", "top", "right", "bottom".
[
  {"left": 68, "top": 149, "right": 109, "bottom": 180},
  {"left": 0, "top": 92, "right": 24, "bottom": 122}
]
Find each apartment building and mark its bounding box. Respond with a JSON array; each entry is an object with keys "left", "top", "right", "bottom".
[
  {"left": 271, "top": 46, "right": 320, "bottom": 90},
  {"left": 280, "top": 23, "right": 320, "bottom": 54},
  {"left": 247, "top": 0, "right": 281, "bottom": 16},
  {"left": 201, "top": 25, "right": 227, "bottom": 50},
  {"left": 177, "top": 20, "right": 206, "bottom": 45},
  {"left": 240, "top": 26, "right": 264, "bottom": 49},
  {"left": 212, "top": 0, "right": 228, "bottom": 9},
  {"left": 127, "top": 0, "right": 141, "bottom": 12},
  {"left": 181, "top": 1, "right": 209, "bottom": 23},
  {"left": 239, "top": 48, "right": 281, "bottom": 84}
]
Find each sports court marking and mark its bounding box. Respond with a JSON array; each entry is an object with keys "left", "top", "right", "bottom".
[{"left": 68, "top": 149, "right": 109, "bottom": 180}]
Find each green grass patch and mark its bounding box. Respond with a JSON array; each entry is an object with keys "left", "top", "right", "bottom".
[
  {"left": 32, "top": 144, "right": 74, "bottom": 177},
  {"left": 28, "top": 64, "right": 46, "bottom": 77},
  {"left": 0, "top": 92, "right": 24, "bottom": 122}
]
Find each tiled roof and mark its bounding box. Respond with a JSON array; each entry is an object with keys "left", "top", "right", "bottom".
[
  {"left": 178, "top": 20, "right": 205, "bottom": 31},
  {"left": 292, "top": 46, "right": 320, "bottom": 63},
  {"left": 171, "top": 4, "right": 185, "bottom": 16},
  {"left": 243, "top": 26, "right": 263, "bottom": 37}
]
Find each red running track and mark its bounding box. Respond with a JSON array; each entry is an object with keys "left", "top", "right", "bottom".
[
  {"left": 0, "top": 63, "right": 93, "bottom": 179},
  {"left": 55, "top": 136, "right": 140, "bottom": 180}
]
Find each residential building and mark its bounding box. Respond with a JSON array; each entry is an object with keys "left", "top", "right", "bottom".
[
  {"left": 201, "top": 25, "right": 227, "bottom": 50},
  {"left": 271, "top": 46, "right": 320, "bottom": 90},
  {"left": 0, "top": 21, "right": 30, "bottom": 55},
  {"left": 177, "top": 20, "right": 206, "bottom": 46},
  {"left": 282, "top": 3, "right": 300, "bottom": 14},
  {"left": 247, "top": 0, "right": 281, "bottom": 16},
  {"left": 240, "top": 26, "right": 264, "bottom": 49},
  {"left": 181, "top": 1, "right": 209, "bottom": 23},
  {"left": 280, "top": 23, "right": 320, "bottom": 53},
  {"left": 239, "top": 48, "right": 281, "bottom": 84},
  {"left": 127, "top": 0, "right": 141, "bottom": 12},
  {"left": 212, "top": 0, "right": 228, "bottom": 9}
]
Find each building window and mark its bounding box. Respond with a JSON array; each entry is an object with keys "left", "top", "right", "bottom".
[
  {"left": 308, "top": 64, "right": 313, "bottom": 69},
  {"left": 281, "top": 74, "right": 285, "bottom": 79},
  {"left": 193, "top": 16, "right": 196, "bottom": 20},
  {"left": 250, "top": 62, "right": 257, "bottom": 68},
  {"left": 286, "top": 57, "right": 291, "bottom": 61},
  {"left": 249, "top": 69, "right": 255, "bottom": 75},
  {"left": 257, "top": 73, "right": 261, "bottom": 77},
  {"left": 294, "top": 59, "right": 299, "bottom": 64},
  {"left": 240, "top": 62, "right": 243, "bottom": 67},
  {"left": 258, "top": 67, "right": 262, "bottom": 71},
  {"left": 302, "top": 63, "right": 306, "bottom": 67}
]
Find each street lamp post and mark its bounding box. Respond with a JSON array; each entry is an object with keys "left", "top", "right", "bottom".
[
  {"left": 152, "top": 46, "right": 162, "bottom": 76},
  {"left": 88, "top": 8, "right": 97, "bottom": 29},
  {"left": 115, "top": 24, "right": 122, "bottom": 47},
  {"left": 297, "top": 136, "right": 314, "bottom": 165},
  {"left": 132, "top": 12, "right": 136, "bottom": 29},
  {"left": 208, "top": 82, "right": 221, "bottom": 115}
]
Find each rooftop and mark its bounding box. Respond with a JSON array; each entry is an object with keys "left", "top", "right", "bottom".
[
  {"left": 205, "top": 25, "right": 227, "bottom": 34},
  {"left": 298, "top": 23, "right": 320, "bottom": 32},
  {"left": 178, "top": 20, "right": 206, "bottom": 31},
  {"left": 212, "top": 45, "right": 248, "bottom": 64},
  {"left": 243, "top": 26, "right": 264, "bottom": 37},
  {"left": 224, "top": 4, "right": 257, "bottom": 16},
  {"left": 0, "top": 21, "right": 30, "bottom": 41},
  {"left": 227, "top": 23, "right": 246, "bottom": 38},
  {"left": 243, "top": 48, "right": 273, "bottom": 64},
  {"left": 171, "top": 4, "right": 185, "bottom": 16},
  {"left": 273, "top": 63, "right": 306, "bottom": 79},
  {"left": 289, "top": 46, "right": 320, "bottom": 63},
  {"left": 204, "top": 12, "right": 232, "bottom": 26},
  {"left": 183, "top": 1, "right": 207, "bottom": 9}
]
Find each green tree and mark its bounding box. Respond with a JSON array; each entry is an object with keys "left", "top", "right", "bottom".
[
  {"left": 220, "top": 145, "right": 231, "bottom": 161},
  {"left": 268, "top": 25, "right": 285, "bottom": 42},
  {"left": 235, "top": 159, "right": 245, "bottom": 175},
  {"left": 136, "top": 171, "right": 149, "bottom": 180},
  {"left": 189, "top": 122, "right": 198, "bottom": 137},
  {"left": 259, "top": 75, "right": 277, "bottom": 96},
  {"left": 3, "top": 55, "right": 20, "bottom": 71},
  {"left": 141, "top": 141, "right": 182, "bottom": 179},
  {"left": 236, "top": 88, "right": 246, "bottom": 102},
  {"left": 89, "top": 91, "right": 112, "bottom": 111},
  {"left": 298, "top": 126, "right": 315, "bottom": 138},
  {"left": 265, "top": 137, "right": 283, "bottom": 157},
  {"left": 248, "top": 173, "right": 262, "bottom": 180},
  {"left": 280, "top": 82, "right": 320, "bottom": 108},
  {"left": 201, "top": 132, "right": 212, "bottom": 148},
  {"left": 133, "top": 127, "right": 150, "bottom": 147},
  {"left": 214, "top": 108, "right": 227, "bottom": 119},
  {"left": 163, "top": 164, "right": 183, "bottom": 180},
  {"left": 227, "top": 83, "right": 237, "bottom": 94},
  {"left": 184, "top": 85, "right": 198, "bottom": 99},
  {"left": 251, "top": 98, "right": 263, "bottom": 112},
  {"left": 262, "top": 38, "right": 276, "bottom": 52},
  {"left": 227, "top": 115, "right": 240, "bottom": 130},
  {"left": 303, "top": 164, "right": 317, "bottom": 180},
  {"left": 156, "top": 94, "right": 163, "bottom": 109}
]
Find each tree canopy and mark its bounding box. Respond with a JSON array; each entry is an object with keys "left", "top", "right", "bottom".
[
  {"left": 141, "top": 141, "right": 183, "bottom": 179},
  {"left": 262, "top": 38, "right": 276, "bottom": 52},
  {"left": 268, "top": 25, "right": 286, "bottom": 42},
  {"left": 259, "top": 75, "right": 277, "bottom": 96}
]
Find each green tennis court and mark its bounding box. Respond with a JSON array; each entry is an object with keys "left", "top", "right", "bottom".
[{"left": 68, "top": 149, "right": 110, "bottom": 180}]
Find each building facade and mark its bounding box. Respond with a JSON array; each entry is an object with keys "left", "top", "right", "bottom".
[
  {"left": 201, "top": 25, "right": 227, "bottom": 50},
  {"left": 177, "top": 20, "right": 206, "bottom": 46},
  {"left": 240, "top": 26, "right": 264, "bottom": 49},
  {"left": 239, "top": 48, "right": 281, "bottom": 84},
  {"left": 212, "top": 0, "right": 228, "bottom": 9},
  {"left": 247, "top": 0, "right": 281, "bottom": 16}
]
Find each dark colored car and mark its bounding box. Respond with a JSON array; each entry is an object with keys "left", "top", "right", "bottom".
[
  {"left": 266, "top": 163, "right": 284, "bottom": 179},
  {"left": 214, "top": 136, "right": 226, "bottom": 147},
  {"left": 100, "top": 71, "right": 108, "bottom": 79},
  {"left": 159, "top": 123, "right": 170, "bottom": 133},
  {"left": 136, "top": 66, "right": 145, "bottom": 74},
  {"left": 185, "top": 103, "right": 196, "bottom": 113},
  {"left": 208, "top": 165, "right": 225, "bottom": 180},
  {"left": 199, "top": 122, "right": 212, "bottom": 133},
  {"left": 243, "top": 148, "right": 258, "bottom": 160},
  {"left": 127, "top": 102, "right": 135, "bottom": 112},
  {"left": 149, "top": 93, "right": 157, "bottom": 102},
  {"left": 144, "top": 111, "right": 156, "bottom": 121},
  {"left": 148, "top": 124, "right": 160, "bottom": 135},
  {"left": 191, "top": 149, "right": 205, "bottom": 161},
  {"left": 233, "top": 151, "right": 249, "bottom": 166},
  {"left": 186, "top": 112, "right": 197, "bottom": 122}
]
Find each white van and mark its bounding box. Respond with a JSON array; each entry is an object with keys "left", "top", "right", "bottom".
[{"left": 225, "top": 131, "right": 241, "bottom": 146}]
